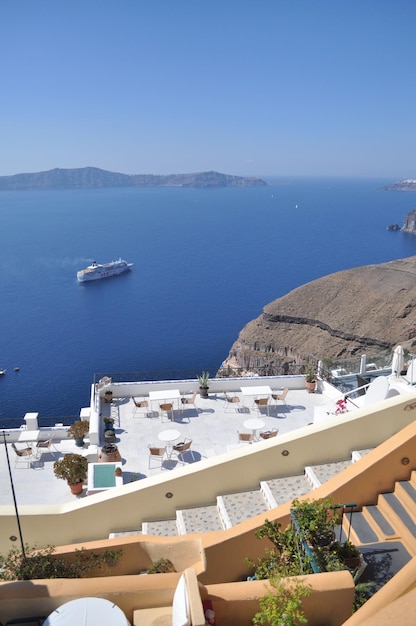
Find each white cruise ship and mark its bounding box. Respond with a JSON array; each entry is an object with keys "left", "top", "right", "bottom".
[{"left": 77, "top": 258, "right": 133, "bottom": 282}]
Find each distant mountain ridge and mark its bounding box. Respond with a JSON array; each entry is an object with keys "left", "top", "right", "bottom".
[{"left": 0, "top": 167, "right": 267, "bottom": 190}]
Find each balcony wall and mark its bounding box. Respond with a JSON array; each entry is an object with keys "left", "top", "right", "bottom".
[{"left": 0, "top": 390, "right": 415, "bottom": 556}]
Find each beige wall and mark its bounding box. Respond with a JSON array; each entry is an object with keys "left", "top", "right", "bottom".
[
  {"left": 0, "top": 569, "right": 354, "bottom": 626},
  {"left": 1, "top": 392, "right": 416, "bottom": 555}
]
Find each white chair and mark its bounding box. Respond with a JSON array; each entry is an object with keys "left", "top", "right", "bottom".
[
  {"left": 148, "top": 445, "right": 167, "bottom": 469},
  {"left": 238, "top": 431, "right": 253, "bottom": 444},
  {"left": 34, "top": 434, "right": 59, "bottom": 458},
  {"left": 180, "top": 390, "right": 198, "bottom": 411},
  {"left": 224, "top": 392, "right": 241, "bottom": 412},
  {"left": 271, "top": 387, "right": 289, "bottom": 405},
  {"left": 132, "top": 396, "right": 149, "bottom": 417},
  {"left": 159, "top": 403, "right": 174, "bottom": 422},
  {"left": 172, "top": 438, "right": 196, "bottom": 464},
  {"left": 259, "top": 428, "right": 279, "bottom": 440},
  {"left": 11, "top": 443, "right": 34, "bottom": 468},
  {"left": 254, "top": 397, "right": 269, "bottom": 416}
]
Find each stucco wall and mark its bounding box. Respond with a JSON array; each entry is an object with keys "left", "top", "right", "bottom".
[
  {"left": 0, "top": 570, "right": 354, "bottom": 626},
  {"left": 1, "top": 391, "right": 415, "bottom": 555}
]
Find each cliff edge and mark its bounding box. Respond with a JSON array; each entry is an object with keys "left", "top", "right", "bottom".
[{"left": 224, "top": 257, "right": 416, "bottom": 373}]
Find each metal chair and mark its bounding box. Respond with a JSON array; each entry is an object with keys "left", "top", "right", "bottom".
[
  {"left": 254, "top": 397, "right": 270, "bottom": 416},
  {"left": 238, "top": 431, "right": 253, "bottom": 444},
  {"left": 259, "top": 428, "right": 279, "bottom": 440},
  {"left": 224, "top": 392, "right": 241, "bottom": 412},
  {"left": 172, "top": 438, "right": 196, "bottom": 463},
  {"left": 35, "top": 434, "right": 59, "bottom": 458},
  {"left": 159, "top": 403, "right": 174, "bottom": 422},
  {"left": 148, "top": 445, "right": 167, "bottom": 469},
  {"left": 132, "top": 396, "right": 149, "bottom": 416},
  {"left": 271, "top": 387, "right": 289, "bottom": 404},
  {"left": 11, "top": 443, "right": 34, "bottom": 468},
  {"left": 180, "top": 390, "right": 198, "bottom": 410}
]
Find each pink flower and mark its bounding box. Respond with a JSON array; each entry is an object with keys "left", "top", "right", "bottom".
[{"left": 335, "top": 398, "right": 348, "bottom": 414}]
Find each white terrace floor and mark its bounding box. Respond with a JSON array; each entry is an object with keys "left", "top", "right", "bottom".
[{"left": 0, "top": 388, "right": 334, "bottom": 507}]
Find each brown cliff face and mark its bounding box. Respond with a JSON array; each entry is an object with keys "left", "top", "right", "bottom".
[{"left": 225, "top": 257, "right": 416, "bottom": 373}]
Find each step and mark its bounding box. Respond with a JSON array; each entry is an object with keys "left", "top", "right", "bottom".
[
  {"left": 264, "top": 474, "right": 312, "bottom": 506},
  {"left": 218, "top": 490, "right": 269, "bottom": 527},
  {"left": 343, "top": 511, "right": 379, "bottom": 544},
  {"left": 364, "top": 505, "right": 396, "bottom": 537},
  {"left": 378, "top": 492, "right": 416, "bottom": 553},
  {"left": 176, "top": 505, "right": 224, "bottom": 534},
  {"left": 305, "top": 459, "right": 352, "bottom": 488},
  {"left": 108, "top": 530, "right": 141, "bottom": 539},
  {"left": 141, "top": 519, "right": 178, "bottom": 536},
  {"left": 395, "top": 480, "right": 416, "bottom": 510},
  {"left": 351, "top": 448, "right": 374, "bottom": 462}
]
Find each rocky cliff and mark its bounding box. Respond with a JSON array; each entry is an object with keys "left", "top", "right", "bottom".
[{"left": 224, "top": 257, "right": 416, "bottom": 374}]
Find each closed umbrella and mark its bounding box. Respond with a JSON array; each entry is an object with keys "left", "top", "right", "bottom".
[{"left": 392, "top": 345, "right": 404, "bottom": 377}]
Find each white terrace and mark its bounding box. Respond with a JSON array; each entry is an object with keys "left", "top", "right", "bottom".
[
  {"left": 1, "top": 375, "right": 328, "bottom": 506},
  {"left": 0, "top": 372, "right": 415, "bottom": 552}
]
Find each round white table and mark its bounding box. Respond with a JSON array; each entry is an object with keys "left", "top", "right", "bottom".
[
  {"left": 158, "top": 429, "right": 181, "bottom": 458},
  {"left": 243, "top": 418, "right": 265, "bottom": 440},
  {"left": 44, "top": 597, "right": 130, "bottom": 626}
]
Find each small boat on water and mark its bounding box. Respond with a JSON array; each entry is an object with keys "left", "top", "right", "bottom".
[
  {"left": 77, "top": 259, "right": 133, "bottom": 282},
  {"left": 0, "top": 369, "right": 6, "bottom": 376}
]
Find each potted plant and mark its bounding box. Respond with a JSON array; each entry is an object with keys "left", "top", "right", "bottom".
[
  {"left": 198, "top": 371, "right": 210, "bottom": 398},
  {"left": 53, "top": 453, "right": 88, "bottom": 495},
  {"left": 114, "top": 466, "right": 123, "bottom": 478},
  {"left": 67, "top": 419, "right": 90, "bottom": 447},
  {"left": 291, "top": 497, "right": 340, "bottom": 549},
  {"left": 103, "top": 416, "right": 116, "bottom": 441},
  {"left": 304, "top": 362, "right": 317, "bottom": 393},
  {"left": 336, "top": 540, "right": 361, "bottom": 569},
  {"left": 103, "top": 416, "right": 115, "bottom": 431},
  {"left": 104, "top": 390, "right": 113, "bottom": 403}
]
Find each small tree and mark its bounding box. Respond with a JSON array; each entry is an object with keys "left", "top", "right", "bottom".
[{"left": 253, "top": 575, "right": 312, "bottom": 626}]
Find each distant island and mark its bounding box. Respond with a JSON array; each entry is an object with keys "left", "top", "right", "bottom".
[
  {"left": 384, "top": 179, "right": 416, "bottom": 192},
  {"left": 0, "top": 167, "right": 267, "bottom": 190}
]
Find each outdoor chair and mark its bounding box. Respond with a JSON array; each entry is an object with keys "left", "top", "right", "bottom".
[
  {"left": 238, "top": 431, "right": 254, "bottom": 444},
  {"left": 132, "top": 396, "right": 149, "bottom": 416},
  {"left": 224, "top": 392, "right": 241, "bottom": 412},
  {"left": 259, "top": 428, "right": 279, "bottom": 440},
  {"left": 148, "top": 445, "right": 167, "bottom": 469},
  {"left": 35, "top": 434, "right": 58, "bottom": 458},
  {"left": 254, "top": 397, "right": 270, "bottom": 415},
  {"left": 159, "top": 402, "right": 174, "bottom": 422},
  {"left": 271, "top": 387, "right": 289, "bottom": 404},
  {"left": 11, "top": 443, "right": 34, "bottom": 469},
  {"left": 172, "top": 438, "right": 196, "bottom": 463},
  {"left": 180, "top": 390, "right": 198, "bottom": 410}
]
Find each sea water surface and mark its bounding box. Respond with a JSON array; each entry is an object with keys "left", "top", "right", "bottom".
[{"left": 1, "top": 177, "right": 415, "bottom": 421}]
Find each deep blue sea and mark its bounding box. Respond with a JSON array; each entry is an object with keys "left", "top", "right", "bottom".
[{"left": 1, "top": 177, "right": 416, "bottom": 422}]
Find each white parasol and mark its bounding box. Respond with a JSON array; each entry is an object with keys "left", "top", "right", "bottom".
[{"left": 392, "top": 345, "right": 404, "bottom": 377}]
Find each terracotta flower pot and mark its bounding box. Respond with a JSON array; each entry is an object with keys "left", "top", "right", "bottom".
[{"left": 69, "top": 481, "right": 83, "bottom": 495}]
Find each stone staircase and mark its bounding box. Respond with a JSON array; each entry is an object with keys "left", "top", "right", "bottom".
[{"left": 110, "top": 447, "right": 374, "bottom": 538}]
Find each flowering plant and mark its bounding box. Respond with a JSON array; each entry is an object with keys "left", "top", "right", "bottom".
[{"left": 334, "top": 398, "right": 348, "bottom": 415}]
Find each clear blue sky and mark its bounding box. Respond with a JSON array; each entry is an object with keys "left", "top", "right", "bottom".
[{"left": 1, "top": 0, "right": 415, "bottom": 178}]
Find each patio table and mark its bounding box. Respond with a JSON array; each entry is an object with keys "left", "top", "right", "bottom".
[
  {"left": 18, "top": 430, "right": 41, "bottom": 446},
  {"left": 44, "top": 597, "right": 130, "bottom": 625},
  {"left": 158, "top": 428, "right": 181, "bottom": 458},
  {"left": 149, "top": 389, "right": 181, "bottom": 412},
  {"left": 243, "top": 418, "right": 265, "bottom": 441},
  {"left": 240, "top": 385, "right": 272, "bottom": 409}
]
